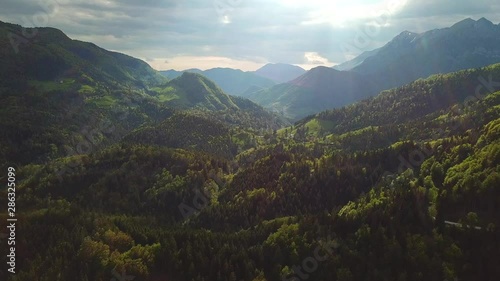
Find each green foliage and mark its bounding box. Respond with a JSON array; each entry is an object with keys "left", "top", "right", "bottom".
[{"left": 2, "top": 20, "right": 500, "bottom": 281}]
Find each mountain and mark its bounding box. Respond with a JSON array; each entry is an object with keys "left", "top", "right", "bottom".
[
  {"left": 160, "top": 67, "right": 276, "bottom": 97},
  {"left": 124, "top": 112, "right": 238, "bottom": 158},
  {"left": 159, "top": 68, "right": 202, "bottom": 79},
  {"left": 152, "top": 72, "right": 287, "bottom": 129},
  {"left": 158, "top": 72, "right": 240, "bottom": 111},
  {"left": 350, "top": 17, "right": 500, "bottom": 90},
  {"left": 0, "top": 21, "right": 283, "bottom": 167},
  {"left": 248, "top": 66, "right": 377, "bottom": 120},
  {"left": 253, "top": 63, "right": 306, "bottom": 83},
  {"left": 203, "top": 68, "right": 276, "bottom": 97},
  {"left": 248, "top": 18, "right": 500, "bottom": 121},
  {"left": 291, "top": 62, "right": 500, "bottom": 150},
  {"left": 159, "top": 64, "right": 306, "bottom": 98},
  {"left": 0, "top": 21, "right": 167, "bottom": 89},
  {"left": 332, "top": 48, "right": 380, "bottom": 71},
  {"left": 3, "top": 19, "right": 500, "bottom": 281},
  {"left": 0, "top": 21, "right": 175, "bottom": 166},
  {"left": 9, "top": 59, "right": 500, "bottom": 280}
]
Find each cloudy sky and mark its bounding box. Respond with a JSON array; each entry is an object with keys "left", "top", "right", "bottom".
[{"left": 1, "top": 0, "right": 499, "bottom": 71}]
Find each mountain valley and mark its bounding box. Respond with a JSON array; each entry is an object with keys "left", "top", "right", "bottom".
[{"left": 0, "top": 17, "right": 499, "bottom": 281}]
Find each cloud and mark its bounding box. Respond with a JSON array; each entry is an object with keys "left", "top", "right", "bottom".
[
  {"left": 397, "top": 0, "right": 500, "bottom": 18},
  {"left": 296, "top": 52, "right": 337, "bottom": 70},
  {"left": 304, "top": 52, "right": 329, "bottom": 65},
  {"left": 1, "top": 0, "right": 499, "bottom": 71},
  {"left": 146, "top": 55, "right": 266, "bottom": 71}
]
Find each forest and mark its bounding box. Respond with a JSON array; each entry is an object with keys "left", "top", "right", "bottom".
[
  {"left": 1, "top": 64, "right": 499, "bottom": 281},
  {"left": 0, "top": 21, "right": 499, "bottom": 281}
]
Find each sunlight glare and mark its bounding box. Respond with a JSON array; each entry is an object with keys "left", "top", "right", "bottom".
[
  {"left": 222, "top": 15, "right": 231, "bottom": 24},
  {"left": 278, "top": 0, "right": 407, "bottom": 27}
]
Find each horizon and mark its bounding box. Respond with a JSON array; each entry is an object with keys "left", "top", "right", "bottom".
[
  {"left": 1, "top": 0, "right": 500, "bottom": 71},
  {"left": 145, "top": 16, "right": 499, "bottom": 72},
  {"left": 2, "top": 1, "right": 500, "bottom": 280},
  {"left": 156, "top": 61, "right": 329, "bottom": 72}
]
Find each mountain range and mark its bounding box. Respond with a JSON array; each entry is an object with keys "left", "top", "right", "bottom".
[
  {"left": 160, "top": 67, "right": 276, "bottom": 97},
  {"left": 248, "top": 66, "right": 377, "bottom": 120},
  {"left": 253, "top": 63, "right": 307, "bottom": 83},
  {"left": 1, "top": 17, "right": 500, "bottom": 281},
  {"left": 249, "top": 17, "right": 500, "bottom": 120},
  {"left": 0, "top": 21, "right": 167, "bottom": 89},
  {"left": 351, "top": 17, "right": 500, "bottom": 89},
  {"left": 332, "top": 48, "right": 381, "bottom": 71},
  {"left": 159, "top": 63, "right": 306, "bottom": 97},
  {"left": 0, "top": 20, "right": 284, "bottom": 167}
]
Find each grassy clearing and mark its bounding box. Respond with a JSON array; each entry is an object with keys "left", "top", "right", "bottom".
[
  {"left": 78, "top": 85, "right": 95, "bottom": 94},
  {"left": 304, "top": 119, "right": 335, "bottom": 135},
  {"left": 29, "top": 79, "right": 75, "bottom": 92},
  {"left": 151, "top": 86, "right": 181, "bottom": 102},
  {"left": 89, "top": 95, "right": 117, "bottom": 107}
]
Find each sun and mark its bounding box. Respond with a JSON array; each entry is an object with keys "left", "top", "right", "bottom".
[{"left": 222, "top": 15, "right": 231, "bottom": 24}]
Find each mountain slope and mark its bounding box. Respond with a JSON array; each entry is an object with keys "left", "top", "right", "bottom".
[
  {"left": 0, "top": 21, "right": 283, "bottom": 167},
  {"left": 0, "top": 21, "right": 167, "bottom": 89},
  {"left": 159, "top": 72, "right": 240, "bottom": 111},
  {"left": 124, "top": 112, "right": 238, "bottom": 158},
  {"left": 0, "top": 21, "right": 176, "bottom": 166},
  {"left": 203, "top": 68, "right": 276, "bottom": 97},
  {"left": 253, "top": 63, "right": 306, "bottom": 83},
  {"left": 332, "top": 48, "right": 380, "bottom": 71},
  {"left": 3, "top": 19, "right": 500, "bottom": 281},
  {"left": 159, "top": 68, "right": 202, "bottom": 79},
  {"left": 352, "top": 17, "right": 500, "bottom": 90},
  {"left": 248, "top": 18, "right": 500, "bottom": 121},
  {"left": 160, "top": 67, "right": 276, "bottom": 97},
  {"left": 248, "top": 66, "right": 378, "bottom": 120},
  {"left": 159, "top": 64, "right": 306, "bottom": 98},
  {"left": 290, "top": 63, "right": 500, "bottom": 151},
  {"left": 11, "top": 63, "right": 500, "bottom": 281},
  {"left": 152, "top": 72, "right": 288, "bottom": 130}
]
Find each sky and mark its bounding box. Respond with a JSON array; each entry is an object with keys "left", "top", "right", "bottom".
[{"left": 1, "top": 0, "right": 500, "bottom": 71}]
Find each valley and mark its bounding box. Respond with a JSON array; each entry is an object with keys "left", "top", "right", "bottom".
[{"left": 0, "top": 17, "right": 499, "bottom": 281}]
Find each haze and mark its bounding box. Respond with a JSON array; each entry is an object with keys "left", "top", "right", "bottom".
[{"left": 2, "top": 0, "right": 500, "bottom": 70}]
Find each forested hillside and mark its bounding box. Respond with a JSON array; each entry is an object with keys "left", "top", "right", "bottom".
[
  {"left": 248, "top": 66, "right": 377, "bottom": 120},
  {"left": 0, "top": 21, "right": 283, "bottom": 169},
  {"left": 160, "top": 68, "right": 277, "bottom": 97},
  {"left": 2, "top": 58, "right": 499, "bottom": 281},
  {"left": 290, "top": 63, "right": 500, "bottom": 150}
]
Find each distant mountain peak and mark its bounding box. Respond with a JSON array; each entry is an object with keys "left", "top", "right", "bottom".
[
  {"left": 210, "top": 67, "right": 243, "bottom": 72},
  {"left": 309, "top": 65, "right": 335, "bottom": 72},
  {"left": 292, "top": 66, "right": 337, "bottom": 84},
  {"left": 476, "top": 17, "right": 494, "bottom": 27},
  {"left": 304, "top": 66, "right": 341, "bottom": 77},
  {"left": 399, "top": 30, "right": 418, "bottom": 36},
  {"left": 333, "top": 48, "right": 381, "bottom": 71},
  {"left": 178, "top": 71, "right": 203, "bottom": 80},
  {"left": 260, "top": 62, "right": 301, "bottom": 68},
  {"left": 253, "top": 17, "right": 500, "bottom": 121},
  {"left": 380, "top": 30, "right": 419, "bottom": 50},
  {"left": 451, "top": 17, "right": 496, "bottom": 30},
  {"left": 478, "top": 17, "right": 492, "bottom": 23},
  {"left": 345, "top": 17, "right": 500, "bottom": 89},
  {"left": 453, "top": 17, "right": 475, "bottom": 26},
  {"left": 392, "top": 30, "right": 419, "bottom": 42},
  {"left": 173, "top": 72, "right": 219, "bottom": 92},
  {"left": 254, "top": 63, "right": 306, "bottom": 83}
]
